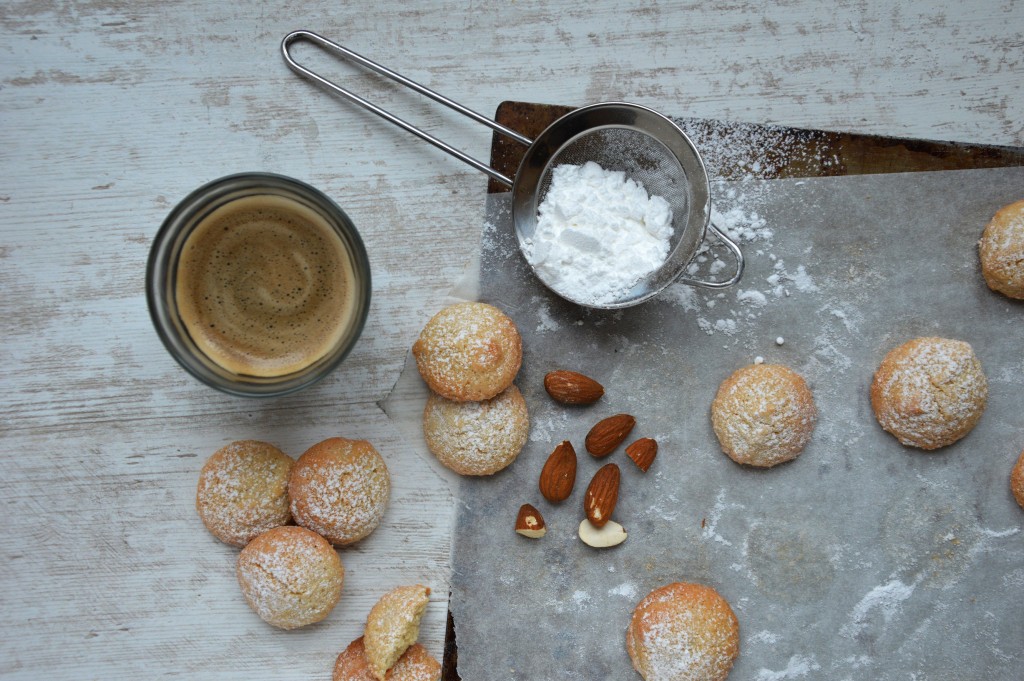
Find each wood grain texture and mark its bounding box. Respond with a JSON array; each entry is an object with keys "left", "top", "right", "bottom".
[{"left": 1, "top": 0, "right": 1022, "bottom": 678}]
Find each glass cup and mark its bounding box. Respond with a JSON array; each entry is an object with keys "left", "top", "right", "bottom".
[{"left": 147, "top": 173, "right": 371, "bottom": 397}]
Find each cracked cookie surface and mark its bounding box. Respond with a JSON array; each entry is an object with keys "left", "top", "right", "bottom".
[
  {"left": 236, "top": 525, "right": 344, "bottom": 629},
  {"left": 710, "top": 363, "right": 817, "bottom": 468},
  {"left": 870, "top": 337, "right": 987, "bottom": 450}
]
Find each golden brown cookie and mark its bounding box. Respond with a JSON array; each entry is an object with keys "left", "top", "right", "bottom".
[
  {"left": 333, "top": 637, "right": 440, "bottom": 681},
  {"left": 870, "top": 337, "right": 987, "bottom": 450},
  {"left": 195, "top": 440, "right": 294, "bottom": 547},
  {"left": 412, "top": 302, "right": 522, "bottom": 402},
  {"left": 236, "top": 525, "right": 344, "bottom": 630},
  {"left": 364, "top": 585, "right": 432, "bottom": 681},
  {"left": 423, "top": 385, "right": 529, "bottom": 476},
  {"left": 627, "top": 582, "right": 740, "bottom": 681},
  {"left": 710, "top": 364, "right": 817, "bottom": 468},
  {"left": 1011, "top": 450, "right": 1024, "bottom": 510},
  {"left": 289, "top": 437, "right": 391, "bottom": 546},
  {"left": 979, "top": 199, "right": 1024, "bottom": 299}
]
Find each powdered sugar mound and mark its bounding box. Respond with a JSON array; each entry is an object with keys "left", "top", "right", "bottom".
[
  {"left": 525, "top": 161, "right": 673, "bottom": 305},
  {"left": 737, "top": 289, "right": 768, "bottom": 307}
]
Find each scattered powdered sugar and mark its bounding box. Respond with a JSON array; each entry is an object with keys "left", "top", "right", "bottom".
[
  {"left": 701, "top": 490, "right": 734, "bottom": 547},
  {"left": 840, "top": 577, "right": 919, "bottom": 638},
  {"left": 571, "top": 590, "right": 593, "bottom": 609},
  {"left": 754, "top": 654, "right": 821, "bottom": 681},
  {"left": 749, "top": 630, "right": 780, "bottom": 645},
  {"left": 524, "top": 161, "right": 673, "bottom": 305},
  {"left": 655, "top": 118, "right": 833, "bottom": 337},
  {"left": 609, "top": 582, "right": 639, "bottom": 599}
]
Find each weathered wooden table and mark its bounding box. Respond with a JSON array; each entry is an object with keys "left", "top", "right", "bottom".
[{"left": 2, "top": 2, "right": 1021, "bottom": 679}]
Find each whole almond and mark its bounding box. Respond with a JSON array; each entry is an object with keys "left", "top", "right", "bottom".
[
  {"left": 625, "top": 438, "right": 658, "bottom": 472},
  {"left": 539, "top": 440, "right": 577, "bottom": 503},
  {"left": 584, "top": 463, "right": 620, "bottom": 528},
  {"left": 515, "top": 503, "right": 546, "bottom": 538},
  {"left": 585, "top": 414, "right": 636, "bottom": 457},
  {"left": 544, "top": 370, "right": 604, "bottom": 405}
]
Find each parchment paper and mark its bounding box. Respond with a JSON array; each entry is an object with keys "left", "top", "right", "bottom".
[{"left": 449, "top": 167, "right": 1024, "bottom": 680}]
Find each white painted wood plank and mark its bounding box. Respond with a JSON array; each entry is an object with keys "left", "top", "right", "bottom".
[{"left": 0, "top": 403, "right": 453, "bottom": 679}]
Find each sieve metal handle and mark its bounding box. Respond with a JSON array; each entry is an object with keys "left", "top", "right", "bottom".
[
  {"left": 281, "top": 30, "right": 532, "bottom": 187},
  {"left": 675, "top": 222, "right": 745, "bottom": 289}
]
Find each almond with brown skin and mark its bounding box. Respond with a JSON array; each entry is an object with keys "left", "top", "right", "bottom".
[
  {"left": 544, "top": 370, "right": 604, "bottom": 405},
  {"left": 584, "top": 463, "right": 620, "bottom": 528},
  {"left": 585, "top": 414, "right": 636, "bottom": 457},
  {"left": 625, "top": 437, "right": 658, "bottom": 472},
  {"left": 539, "top": 440, "right": 577, "bottom": 503},
  {"left": 515, "top": 503, "right": 546, "bottom": 538}
]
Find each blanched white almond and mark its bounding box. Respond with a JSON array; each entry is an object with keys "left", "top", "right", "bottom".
[{"left": 578, "top": 518, "right": 627, "bottom": 548}]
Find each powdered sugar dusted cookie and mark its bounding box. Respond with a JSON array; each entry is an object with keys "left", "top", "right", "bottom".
[
  {"left": 710, "top": 364, "right": 817, "bottom": 468},
  {"left": 871, "top": 337, "right": 987, "bottom": 450},
  {"left": 289, "top": 437, "right": 390, "bottom": 546},
  {"left": 1011, "top": 450, "right": 1024, "bottom": 510},
  {"left": 236, "top": 525, "right": 344, "bottom": 630},
  {"left": 333, "top": 636, "right": 440, "bottom": 681},
  {"left": 627, "top": 582, "right": 739, "bottom": 681},
  {"left": 195, "top": 440, "right": 294, "bottom": 547},
  {"left": 364, "top": 585, "right": 432, "bottom": 681},
  {"left": 423, "top": 385, "right": 529, "bottom": 476},
  {"left": 979, "top": 198, "right": 1024, "bottom": 299},
  {"left": 412, "top": 302, "right": 522, "bottom": 402}
]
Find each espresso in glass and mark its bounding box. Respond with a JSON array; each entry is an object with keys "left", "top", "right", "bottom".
[{"left": 147, "top": 174, "right": 370, "bottom": 396}]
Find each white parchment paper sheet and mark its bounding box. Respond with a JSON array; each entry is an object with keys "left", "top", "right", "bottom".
[{"left": 450, "top": 167, "right": 1024, "bottom": 680}]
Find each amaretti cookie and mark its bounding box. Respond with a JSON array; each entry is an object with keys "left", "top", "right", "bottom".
[
  {"left": 1011, "top": 450, "right": 1024, "bottom": 510},
  {"left": 289, "top": 437, "right": 391, "bottom": 546},
  {"left": 236, "top": 525, "right": 344, "bottom": 630},
  {"left": 423, "top": 385, "right": 529, "bottom": 476},
  {"left": 412, "top": 302, "right": 522, "bottom": 402},
  {"left": 195, "top": 440, "right": 294, "bottom": 547},
  {"left": 979, "top": 198, "right": 1024, "bottom": 299},
  {"left": 627, "top": 582, "right": 740, "bottom": 681},
  {"left": 710, "top": 364, "right": 817, "bottom": 468},
  {"left": 364, "top": 585, "right": 432, "bottom": 681},
  {"left": 333, "top": 637, "right": 440, "bottom": 681},
  {"left": 870, "top": 337, "right": 987, "bottom": 450}
]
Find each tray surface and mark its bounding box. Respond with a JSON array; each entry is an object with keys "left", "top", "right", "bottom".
[{"left": 442, "top": 101, "right": 1024, "bottom": 680}]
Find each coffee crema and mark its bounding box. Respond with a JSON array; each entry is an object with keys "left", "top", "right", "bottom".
[{"left": 175, "top": 195, "right": 356, "bottom": 377}]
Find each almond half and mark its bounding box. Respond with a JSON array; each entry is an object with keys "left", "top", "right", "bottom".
[
  {"left": 539, "top": 440, "right": 577, "bottom": 503},
  {"left": 585, "top": 414, "right": 636, "bottom": 457},
  {"left": 515, "top": 503, "right": 546, "bottom": 538},
  {"left": 578, "top": 518, "right": 627, "bottom": 548},
  {"left": 584, "top": 463, "right": 620, "bottom": 528},
  {"left": 625, "top": 437, "right": 658, "bottom": 472},
  {"left": 544, "top": 370, "right": 604, "bottom": 405}
]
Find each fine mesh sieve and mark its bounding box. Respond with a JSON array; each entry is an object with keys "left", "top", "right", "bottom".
[{"left": 282, "top": 30, "right": 743, "bottom": 309}]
